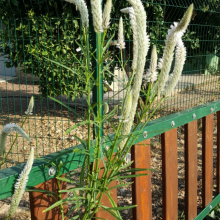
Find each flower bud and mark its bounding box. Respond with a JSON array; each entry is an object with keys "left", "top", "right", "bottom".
[
  {"left": 91, "top": 0, "right": 103, "bottom": 33},
  {"left": 102, "top": 0, "right": 112, "bottom": 30},
  {"left": 103, "top": 102, "right": 109, "bottom": 114},
  {"left": 144, "top": 45, "right": 158, "bottom": 82},
  {"left": 116, "top": 17, "right": 125, "bottom": 50},
  {"left": 25, "top": 96, "right": 34, "bottom": 115},
  {"left": 176, "top": 4, "right": 194, "bottom": 32}
]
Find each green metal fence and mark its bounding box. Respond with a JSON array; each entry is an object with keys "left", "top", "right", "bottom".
[{"left": 0, "top": 0, "right": 220, "bottom": 168}]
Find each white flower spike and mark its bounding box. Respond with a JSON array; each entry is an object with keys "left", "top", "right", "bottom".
[
  {"left": 103, "top": 0, "right": 112, "bottom": 30},
  {"left": 25, "top": 96, "right": 34, "bottom": 115},
  {"left": 7, "top": 147, "right": 34, "bottom": 218},
  {"left": 117, "top": 17, "right": 126, "bottom": 50},
  {"left": 121, "top": 7, "right": 138, "bottom": 70},
  {"left": 91, "top": 0, "right": 103, "bottom": 33},
  {"left": 118, "top": 89, "right": 132, "bottom": 150},
  {"left": 164, "top": 39, "right": 186, "bottom": 97},
  {"left": 65, "top": 0, "right": 89, "bottom": 28},
  {"left": 118, "top": 0, "right": 150, "bottom": 151},
  {"left": 155, "top": 4, "right": 193, "bottom": 96},
  {"left": 144, "top": 45, "right": 158, "bottom": 82},
  {"left": 0, "top": 124, "right": 31, "bottom": 156}
]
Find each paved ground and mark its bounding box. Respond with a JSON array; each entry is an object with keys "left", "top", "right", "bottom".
[{"left": 0, "top": 76, "right": 17, "bottom": 82}]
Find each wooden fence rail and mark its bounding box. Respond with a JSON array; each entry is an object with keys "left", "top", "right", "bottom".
[{"left": 1, "top": 100, "right": 220, "bottom": 219}]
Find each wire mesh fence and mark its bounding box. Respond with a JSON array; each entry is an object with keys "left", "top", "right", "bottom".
[{"left": 0, "top": 0, "right": 220, "bottom": 168}]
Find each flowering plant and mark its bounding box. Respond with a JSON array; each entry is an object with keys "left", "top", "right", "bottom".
[
  {"left": 0, "top": 98, "right": 34, "bottom": 219},
  {"left": 36, "top": 0, "right": 193, "bottom": 219},
  {"left": 0, "top": 97, "right": 34, "bottom": 168}
]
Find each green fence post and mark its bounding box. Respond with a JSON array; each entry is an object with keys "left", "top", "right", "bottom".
[{"left": 91, "top": 17, "right": 104, "bottom": 137}]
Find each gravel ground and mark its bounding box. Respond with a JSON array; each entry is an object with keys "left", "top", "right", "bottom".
[{"left": 0, "top": 77, "right": 220, "bottom": 219}]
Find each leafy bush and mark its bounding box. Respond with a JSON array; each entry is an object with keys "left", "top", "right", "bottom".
[{"left": 0, "top": 0, "right": 199, "bottom": 100}]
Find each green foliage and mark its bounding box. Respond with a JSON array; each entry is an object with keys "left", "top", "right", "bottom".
[
  {"left": 0, "top": 0, "right": 199, "bottom": 100},
  {"left": 0, "top": 0, "right": 87, "bottom": 100}
]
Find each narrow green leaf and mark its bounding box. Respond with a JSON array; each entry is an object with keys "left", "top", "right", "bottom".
[
  {"left": 72, "top": 134, "right": 87, "bottom": 148},
  {"left": 26, "top": 189, "right": 57, "bottom": 195},
  {"left": 59, "top": 188, "right": 92, "bottom": 193},
  {"left": 115, "top": 174, "right": 148, "bottom": 179},
  {"left": 104, "top": 193, "right": 122, "bottom": 219},
  {"left": 99, "top": 205, "right": 122, "bottom": 220},
  {"left": 69, "top": 215, "right": 80, "bottom": 220},
  {"left": 56, "top": 177, "right": 76, "bottom": 184},
  {"left": 101, "top": 205, "right": 137, "bottom": 211},
  {"left": 43, "top": 197, "right": 85, "bottom": 212},
  {"left": 113, "top": 168, "right": 150, "bottom": 177},
  {"left": 79, "top": 156, "right": 87, "bottom": 194},
  {"left": 102, "top": 34, "right": 115, "bottom": 55},
  {"left": 48, "top": 96, "right": 83, "bottom": 119},
  {"left": 119, "top": 161, "right": 133, "bottom": 169},
  {"left": 102, "top": 105, "right": 118, "bottom": 122},
  {"left": 108, "top": 182, "right": 133, "bottom": 191},
  {"left": 43, "top": 57, "right": 81, "bottom": 77},
  {"left": 100, "top": 51, "right": 111, "bottom": 64},
  {"left": 65, "top": 121, "right": 90, "bottom": 134}
]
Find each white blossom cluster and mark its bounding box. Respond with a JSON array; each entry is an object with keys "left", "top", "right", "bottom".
[
  {"left": 118, "top": 0, "right": 150, "bottom": 151},
  {"left": 71, "top": 0, "right": 193, "bottom": 154},
  {"left": 120, "top": 7, "right": 138, "bottom": 70},
  {"left": 164, "top": 39, "right": 187, "bottom": 97},
  {"left": 144, "top": 45, "right": 158, "bottom": 83},
  {"left": 8, "top": 148, "right": 34, "bottom": 217},
  {"left": 117, "top": 2, "right": 193, "bottom": 152},
  {"left": 118, "top": 89, "right": 132, "bottom": 150},
  {"left": 91, "top": 0, "right": 103, "bottom": 32},
  {"left": 116, "top": 17, "right": 126, "bottom": 50},
  {"left": 65, "top": 0, "right": 89, "bottom": 28},
  {"left": 155, "top": 4, "right": 193, "bottom": 95},
  {"left": 102, "top": 0, "right": 112, "bottom": 30}
]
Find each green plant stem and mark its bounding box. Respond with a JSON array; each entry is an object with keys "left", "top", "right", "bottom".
[
  {"left": 93, "top": 32, "right": 102, "bottom": 198},
  {"left": 57, "top": 169, "right": 65, "bottom": 220},
  {"left": 88, "top": 49, "right": 128, "bottom": 218},
  {"left": 84, "top": 27, "right": 92, "bottom": 214},
  {"left": 83, "top": 32, "right": 104, "bottom": 220},
  {"left": 1, "top": 115, "right": 28, "bottom": 167}
]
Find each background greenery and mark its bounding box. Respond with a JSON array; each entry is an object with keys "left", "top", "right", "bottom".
[{"left": 0, "top": 0, "right": 219, "bottom": 100}]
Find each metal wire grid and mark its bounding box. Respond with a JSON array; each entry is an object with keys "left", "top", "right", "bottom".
[{"left": 0, "top": 0, "right": 220, "bottom": 168}]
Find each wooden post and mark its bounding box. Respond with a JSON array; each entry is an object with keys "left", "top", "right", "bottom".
[
  {"left": 131, "top": 139, "right": 152, "bottom": 220},
  {"left": 162, "top": 128, "right": 178, "bottom": 220},
  {"left": 29, "top": 177, "right": 68, "bottom": 220},
  {"left": 185, "top": 120, "right": 198, "bottom": 219},
  {"left": 217, "top": 111, "right": 220, "bottom": 193},
  {"left": 202, "top": 114, "right": 214, "bottom": 208}
]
